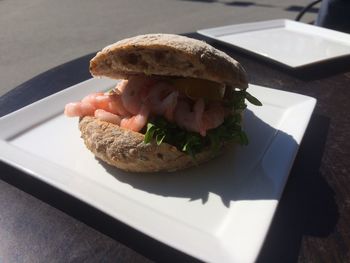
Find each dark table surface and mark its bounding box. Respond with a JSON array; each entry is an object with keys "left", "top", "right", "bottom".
[{"left": 1, "top": 33, "right": 350, "bottom": 262}]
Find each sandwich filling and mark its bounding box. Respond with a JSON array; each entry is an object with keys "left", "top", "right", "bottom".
[{"left": 65, "top": 75, "right": 261, "bottom": 156}]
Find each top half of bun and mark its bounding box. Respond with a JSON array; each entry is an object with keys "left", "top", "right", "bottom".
[{"left": 89, "top": 34, "right": 248, "bottom": 90}]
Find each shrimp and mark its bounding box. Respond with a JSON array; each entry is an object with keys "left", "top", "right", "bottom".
[
  {"left": 200, "top": 102, "right": 225, "bottom": 136},
  {"left": 146, "top": 82, "right": 178, "bottom": 121},
  {"left": 120, "top": 104, "right": 150, "bottom": 132},
  {"left": 94, "top": 94, "right": 129, "bottom": 116},
  {"left": 121, "top": 76, "right": 156, "bottom": 115},
  {"left": 81, "top": 92, "right": 104, "bottom": 105},
  {"left": 64, "top": 102, "right": 95, "bottom": 117},
  {"left": 94, "top": 109, "right": 122, "bottom": 125},
  {"left": 81, "top": 88, "right": 129, "bottom": 116},
  {"left": 174, "top": 99, "right": 225, "bottom": 136},
  {"left": 65, "top": 90, "right": 129, "bottom": 119},
  {"left": 64, "top": 92, "right": 103, "bottom": 117},
  {"left": 174, "top": 98, "right": 204, "bottom": 134}
]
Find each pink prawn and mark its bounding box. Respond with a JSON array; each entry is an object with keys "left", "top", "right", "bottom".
[
  {"left": 146, "top": 82, "right": 178, "bottom": 121},
  {"left": 64, "top": 92, "right": 103, "bottom": 117},
  {"left": 94, "top": 93, "right": 129, "bottom": 116},
  {"left": 64, "top": 91, "right": 129, "bottom": 118},
  {"left": 200, "top": 102, "right": 225, "bottom": 136},
  {"left": 174, "top": 98, "right": 204, "bottom": 134},
  {"left": 174, "top": 98, "right": 225, "bottom": 136},
  {"left": 94, "top": 109, "right": 122, "bottom": 125},
  {"left": 120, "top": 104, "right": 150, "bottom": 132},
  {"left": 121, "top": 76, "right": 156, "bottom": 115},
  {"left": 64, "top": 102, "right": 95, "bottom": 117}
]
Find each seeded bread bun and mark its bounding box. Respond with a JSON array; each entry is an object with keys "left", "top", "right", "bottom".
[
  {"left": 82, "top": 34, "right": 247, "bottom": 172},
  {"left": 90, "top": 33, "right": 248, "bottom": 90},
  {"left": 79, "top": 116, "right": 220, "bottom": 172}
]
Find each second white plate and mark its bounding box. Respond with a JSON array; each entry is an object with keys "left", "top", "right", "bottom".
[{"left": 198, "top": 19, "right": 350, "bottom": 68}]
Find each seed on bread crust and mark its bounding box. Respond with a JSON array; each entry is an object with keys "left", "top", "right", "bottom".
[
  {"left": 82, "top": 34, "right": 246, "bottom": 172},
  {"left": 79, "top": 116, "right": 220, "bottom": 172},
  {"left": 90, "top": 34, "right": 248, "bottom": 91}
]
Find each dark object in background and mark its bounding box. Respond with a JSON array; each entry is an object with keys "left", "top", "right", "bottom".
[
  {"left": 295, "top": 0, "right": 322, "bottom": 22},
  {"left": 316, "top": 0, "right": 350, "bottom": 33}
]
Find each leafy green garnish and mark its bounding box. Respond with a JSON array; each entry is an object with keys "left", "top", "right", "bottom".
[
  {"left": 245, "top": 91, "right": 263, "bottom": 106},
  {"left": 144, "top": 123, "right": 156, "bottom": 143},
  {"left": 182, "top": 134, "right": 203, "bottom": 158},
  {"left": 225, "top": 89, "right": 262, "bottom": 110},
  {"left": 144, "top": 116, "right": 205, "bottom": 157},
  {"left": 143, "top": 89, "right": 261, "bottom": 157},
  {"left": 145, "top": 122, "right": 167, "bottom": 145},
  {"left": 143, "top": 114, "right": 248, "bottom": 157}
]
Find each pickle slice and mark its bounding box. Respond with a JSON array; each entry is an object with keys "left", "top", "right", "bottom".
[{"left": 171, "top": 78, "right": 225, "bottom": 100}]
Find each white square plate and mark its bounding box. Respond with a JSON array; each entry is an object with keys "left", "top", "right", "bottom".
[
  {"left": 198, "top": 19, "right": 350, "bottom": 68},
  {"left": 0, "top": 78, "right": 316, "bottom": 263}
]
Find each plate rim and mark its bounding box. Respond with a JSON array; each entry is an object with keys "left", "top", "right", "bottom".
[
  {"left": 197, "top": 19, "right": 350, "bottom": 68},
  {"left": 0, "top": 78, "right": 316, "bottom": 263}
]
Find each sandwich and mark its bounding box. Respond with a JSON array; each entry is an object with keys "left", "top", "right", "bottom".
[{"left": 64, "top": 34, "right": 261, "bottom": 172}]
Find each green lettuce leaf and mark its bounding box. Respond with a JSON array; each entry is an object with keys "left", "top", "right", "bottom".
[{"left": 143, "top": 89, "right": 261, "bottom": 157}]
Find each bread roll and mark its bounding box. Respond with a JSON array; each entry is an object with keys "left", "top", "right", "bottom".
[
  {"left": 79, "top": 34, "right": 248, "bottom": 172},
  {"left": 79, "top": 116, "right": 221, "bottom": 172},
  {"left": 90, "top": 34, "right": 248, "bottom": 90}
]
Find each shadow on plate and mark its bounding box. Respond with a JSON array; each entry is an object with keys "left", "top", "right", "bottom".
[
  {"left": 257, "top": 113, "right": 339, "bottom": 263},
  {"left": 0, "top": 113, "right": 338, "bottom": 263},
  {"left": 100, "top": 110, "right": 295, "bottom": 208}
]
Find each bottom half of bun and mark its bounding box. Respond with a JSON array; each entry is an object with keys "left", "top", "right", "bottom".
[{"left": 79, "top": 116, "right": 229, "bottom": 172}]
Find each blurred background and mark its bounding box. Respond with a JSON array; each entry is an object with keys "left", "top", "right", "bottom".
[{"left": 0, "top": 0, "right": 318, "bottom": 97}]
